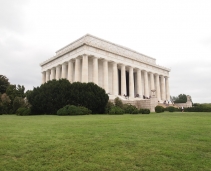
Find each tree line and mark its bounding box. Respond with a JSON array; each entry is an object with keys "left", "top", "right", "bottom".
[
  {"left": 0, "top": 75, "right": 109, "bottom": 115},
  {"left": 0, "top": 75, "right": 27, "bottom": 114}
]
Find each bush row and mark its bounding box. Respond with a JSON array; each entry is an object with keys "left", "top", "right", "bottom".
[
  {"left": 57, "top": 105, "right": 91, "bottom": 115},
  {"left": 155, "top": 106, "right": 179, "bottom": 113},
  {"left": 184, "top": 106, "right": 211, "bottom": 112}
]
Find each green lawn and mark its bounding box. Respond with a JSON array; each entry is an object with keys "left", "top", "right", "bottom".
[{"left": 0, "top": 113, "right": 211, "bottom": 171}]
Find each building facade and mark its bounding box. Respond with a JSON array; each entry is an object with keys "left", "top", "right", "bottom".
[{"left": 40, "top": 34, "right": 170, "bottom": 102}]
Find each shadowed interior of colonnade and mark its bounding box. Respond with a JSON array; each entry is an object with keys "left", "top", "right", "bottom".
[{"left": 118, "top": 69, "right": 130, "bottom": 97}]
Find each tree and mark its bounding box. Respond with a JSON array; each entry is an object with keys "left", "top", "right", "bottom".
[
  {"left": 0, "top": 75, "right": 10, "bottom": 94},
  {"left": 13, "top": 97, "right": 25, "bottom": 113},
  {"left": 27, "top": 79, "right": 109, "bottom": 114},
  {"left": 6, "top": 84, "right": 25, "bottom": 101},
  {"left": 171, "top": 94, "right": 187, "bottom": 103},
  {"left": 68, "top": 82, "right": 109, "bottom": 114},
  {"left": 0, "top": 93, "right": 11, "bottom": 114},
  {"left": 5, "top": 84, "right": 25, "bottom": 113},
  {"left": 27, "top": 79, "right": 71, "bottom": 114}
]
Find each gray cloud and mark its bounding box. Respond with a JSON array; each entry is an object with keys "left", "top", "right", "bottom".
[
  {"left": 1, "top": 0, "right": 211, "bottom": 104},
  {"left": 170, "top": 61, "right": 211, "bottom": 103},
  {"left": 0, "top": 0, "right": 28, "bottom": 33}
]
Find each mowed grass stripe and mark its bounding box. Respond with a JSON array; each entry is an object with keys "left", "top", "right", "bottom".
[{"left": 0, "top": 113, "right": 211, "bottom": 171}]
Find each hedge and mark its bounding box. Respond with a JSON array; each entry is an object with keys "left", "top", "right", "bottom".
[
  {"left": 57, "top": 105, "right": 91, "bottom": 115},
  {"left": 108, "top": 106, "right": 124, "bottom": 115},
  {"left": 155, "top": 106, "right": 165, "bottom": 113},
  {"left": 184, "top": 106, "right": 211, "bottom": 112}
]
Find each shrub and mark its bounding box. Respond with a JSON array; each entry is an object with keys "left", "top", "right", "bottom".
[
  {"left": 57, "top": 105, "right": 91, "bottom": 116},
  {"left": 57, "top": 106, "right": 69, "bottom": 116},
  {"left": 108, "top": 106, "right": 124, "bottom": 115},
  {"left": 139, "top": 108, "right": 143, "bottom": 114},
  {"left": 131, "top": 108, "right": 139, "bottom": 114},
  {"left": 16, "top": 107, "right": 31, "bottom": 116},
  {"left": 142, "top": 109, "right": 150, "bottom": 114},
  {"left": 105, "top": 101, "right": 114, "bottom": 114},
  {"left": 123, "top": 104, "right": 138, "bottom": 114},
  {"left": 78, "top": 106, "right": 92, "bottom": 115},
  {"left": 114, "top": 97, "right": 123, "bottom": 108},
  {"left": 168, "top": 106, "right": 175, "bottom": 112},
  {"left": 164, "top": 107, "right": 169, "bottom": 111},
  {"left": 155, "top": 106, "right": 164, "bottom": 113},
  {"left": 22, "top": 108, "right": 31, "bottom": 115}
]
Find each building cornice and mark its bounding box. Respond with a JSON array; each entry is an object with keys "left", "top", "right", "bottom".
[{"left": 40, "top": 34, "right": 170, "bottom": 72}]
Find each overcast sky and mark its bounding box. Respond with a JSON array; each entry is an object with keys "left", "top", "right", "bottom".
[{"left": 1, "top": 0, "right": 211, "bottom": 103}]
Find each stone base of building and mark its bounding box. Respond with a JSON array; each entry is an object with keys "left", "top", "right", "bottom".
[
  {"left": 173, "top": 102, "right": 192, "bottom": 108},
  {"left": 109, "top": 95, "right": 158, "bottom": 112}
]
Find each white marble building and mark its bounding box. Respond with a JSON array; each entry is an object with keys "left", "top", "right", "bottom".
[{"left": 40, "top": 34, "right": 170, "bottom": 102}]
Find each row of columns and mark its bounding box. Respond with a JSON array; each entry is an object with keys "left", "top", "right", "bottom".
[{"left": 42, "top": 55, "right": 170, "bottom": 101}]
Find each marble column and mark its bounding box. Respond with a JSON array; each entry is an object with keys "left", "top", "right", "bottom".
[
  {"left": 155, "top": 74, "right": 161, "bottom": 101},
  {"left": 46, "top": 70, "right": 50, "bottom": 82},
  {"left": 61, "top": 63, "right": 67, "bottom": 79},
  {"left": 136, "top": 69, "right": 142, "bottom": 98},
  {"left": 144, "top": 70, "right": 149, "bottom": 98},
  {"left": 103, "top": 60, "right": 108, "bottom": 93},
  {"left": 42, "top": 71, "right": 46, "bottom": 84},
  {"left": 150, "top": 72, "right": 155, "bottom": 96},
  {"left": 50, "top": 68, "right": 55, "bottom": 80},
  {"left": 129, "top": 67, "right": 134, "bottom": 98},
  {"left": 160, "top": 75, "right": 166, "bottom": 100},
  {"left": 68, "top": 60, "right": 73, "bottom": 83},
  {"left": 82, "top": 55, "right": 88, "bottom": 83},
  {"left": 74, "top": 58, "right": 80, "bottom": 82},
  {"left": 112, "top": 62, "right": 118, "bottom": 95},
  {"left": 121, "top": 64, "right": 126, "bottom": 96},
  {"left": 56, "top": 65, "right": 61, "bottom": 80},
  {"left": 93, "top": 57, "right": 98, "bottom": 84},
  {"left": 165, "top": 76, "right": 170, "bottom": 101}
]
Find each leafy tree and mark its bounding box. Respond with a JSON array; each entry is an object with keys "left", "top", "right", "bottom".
[
  {"left": 171, "top": 94, "right": 187, "bottom": 103},
  {"left": 0, "top": 75, "right": 10, "bottom": 94},
  {"left": 6, "top": 84, "right": 25, "bottom": 102},
  {"left": 6, "top": 84, "right": 25, "bottom": 113},
  {"left": 13, "top": 97, "right": 25, "bottom": 113},
  {"left": 16, "top": 85, "right": 25, "bottom": 98},
  {"left": 0, "top": 93, "right": 11, "bottom": 114}
]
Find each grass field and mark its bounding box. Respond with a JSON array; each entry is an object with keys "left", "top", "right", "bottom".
[{"left": 0, "top": 112, "right": 211, "bottom": 171}]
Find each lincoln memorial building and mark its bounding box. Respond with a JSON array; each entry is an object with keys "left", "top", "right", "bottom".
[{"left": 40, "top": 34, "right": 170, "bottom": 103}]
